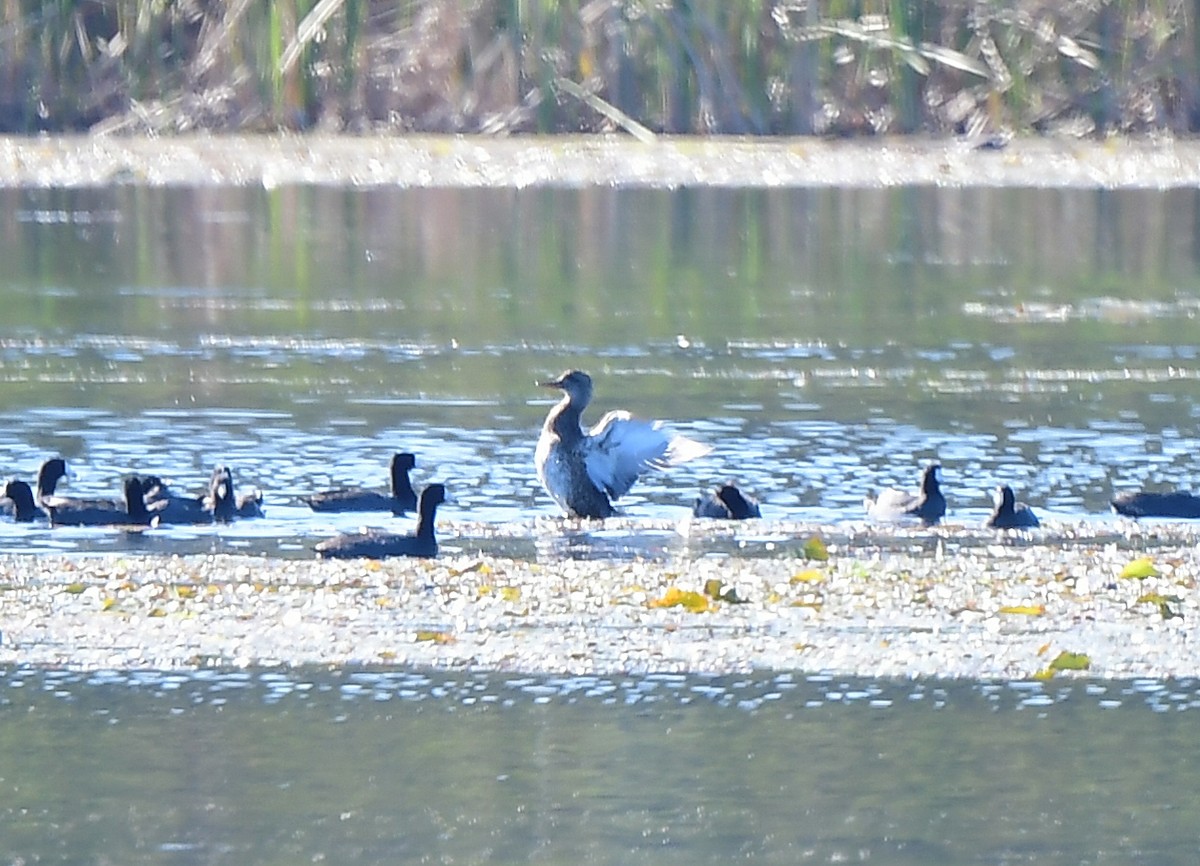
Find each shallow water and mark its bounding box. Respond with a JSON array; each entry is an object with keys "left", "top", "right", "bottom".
[
  {"left": 3, "top": 666, "right": 1199, "bottom": 865},
  {"left": 4, "top": 178, "right": 1200, "bottom": 864},
  {"left": 2, "top": 184, "right": 1200, "bottom": 557}
]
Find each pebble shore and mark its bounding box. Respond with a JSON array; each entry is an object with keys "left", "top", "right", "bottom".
[
  {"left": 2, "top": 134, "right": 1200, "bottom": 189},
  {"left": 3, "top": 524, "right": 1198, "bottom": 678}
]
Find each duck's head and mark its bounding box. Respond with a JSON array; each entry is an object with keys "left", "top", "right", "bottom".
[
  {"left": 716, "top": 484, "right": 753, "bottom": 517},
  {"left": 922, "top": 463, "right": 942, "bottom": 492},
  {"left": 419, "top": 483, "right": 447, "bottom": 511},
  {"left": 393, "top": 452, "right": 417, "bottom": 471},
  {"left": 539, "top": 369, "right": 593, "bottom": 406},
  {"left": 994, "top": 484, "right": 1015, "bottom": 510},
  {"left": 38, "top": 457, "right": 68, "bottom": 493}
]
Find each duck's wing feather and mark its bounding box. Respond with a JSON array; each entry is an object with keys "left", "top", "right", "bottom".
[
  {"left": 864, "top": 488, "right": 921, "bottom": 520},
  {"left": 584, "top": 411, "right": 710, "bottom": 500}
]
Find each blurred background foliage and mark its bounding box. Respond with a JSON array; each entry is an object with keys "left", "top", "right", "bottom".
[{"left": 0, "top": 0, "right": 1195, "bottom": 136}]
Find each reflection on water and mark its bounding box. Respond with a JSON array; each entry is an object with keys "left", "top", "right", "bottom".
[
  {"left": 1, "top": 667, "right": 1199, "bottom": 865},
  {"left": 4, "top": 181, "right": 1200, "bottom": 865},
  {"left": 2, "top": 184, "right": 1200, "bottom": 556}
]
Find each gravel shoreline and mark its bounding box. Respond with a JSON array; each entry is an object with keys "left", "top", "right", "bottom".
[
  {"left": 2, "top": 134, "right": 1200, "bottom": 189},
  {"left": 2, "top": 533, "right": 1196, "bottom": 678}
]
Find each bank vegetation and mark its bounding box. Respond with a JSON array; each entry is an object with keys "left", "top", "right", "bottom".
[{"left": 0, "top": 0, "right": 1196, "bottom": 137}]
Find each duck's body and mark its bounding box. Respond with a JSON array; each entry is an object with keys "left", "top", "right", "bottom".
[
  {"left": 142, "top": 475, "right": 212, "bottom": 525},
  {"left": 46, "top": 476, "right": 153, "bottom": 527},
  {"left": 693, "top": 483, "right": 761, "bottom": 519},
  {"left": 864, "top": 464, "right": 946, "bottom": 526},
  {"left": 141, "top": 469, "right": 244, "bottom": 525},
  {"left": 315, "top": 483, "right": 446, "bottom": 560},
  {"left": 196, "top": 466, "right": 264, "bottom": 521},
  {"left": 986, "top": 484, "right": 1039, "bottom": 529},
  {"left": 306, "top": 452, "right": 417, "bottom": 514},
  {"left": 1, "top": 480, "right": 40, "bottom": 522},
  {"left": 1111, "top": 490, "right": 1200, "bottom": 519},
  {"left": 235, "top": 489, "right": 265, "bottom": 518},
  {"left": 534, "top": 370, "right": 711, "bottom": 519}
]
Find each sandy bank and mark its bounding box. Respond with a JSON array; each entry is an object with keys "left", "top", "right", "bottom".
[{"left": 1, "top": 134, "right": 1199, "bottom": 189}]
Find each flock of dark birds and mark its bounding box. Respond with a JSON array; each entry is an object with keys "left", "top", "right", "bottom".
[{"left": 2, "top": 369, "right": 1197, "bottom": 559}]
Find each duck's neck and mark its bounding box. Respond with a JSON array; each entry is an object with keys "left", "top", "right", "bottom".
[
  {"left": 392, "top": 467, "right": 415, "bottom": 500},
  {"left": 546, "top": 393, "right": 584, "bottom": 444},
  {"left": 416, "top": 502, "right": 439, "bottom": 540}
]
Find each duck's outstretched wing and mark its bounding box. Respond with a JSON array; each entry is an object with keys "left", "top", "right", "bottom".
[
  {"left": 585, "top": 411, "right": 711, "bottom": 500},
  {"left": 864, "top": 488, "right": 920, "bottom": 520}
]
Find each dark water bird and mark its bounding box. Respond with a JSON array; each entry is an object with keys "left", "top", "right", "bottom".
[
  {"left": 1, "top": 479, "right": 40, "bottom": 522},
  {"left": 235, "top": 488, "right": 265, "bottom": 518},
  {"left": 45, "top": 476, "right": 153, "bottom": 527},
  {"left": 305, "top": 452, "right": 418, "bottom": 514},
  {"left": 692, "top": 483, "right": 761, "bottom": 519},
  {"left": 1111, "top": 490, "right": 1200, "bottom": 519},
  {"left": 534, "top": 369, "right": 711, "bottom": 519},
  {"left": 143, "top": 469, "right": 238, "bottom": 525},
  {"left": 864, "top": 463, "right": 946, "bottom": 526},
  {"left": 196, "top": 466, "right": 264, "bottom": 520},
  {"left": 314, "top": 483, "right": 446, "bottom": 560},
  {"left": 986, "top": 484, "right": 1039, "bottom": 529},
  {"left": 35, "top": 457, "right": 68, "bottom": 505}
]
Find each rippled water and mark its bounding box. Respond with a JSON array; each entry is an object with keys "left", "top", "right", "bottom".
[
  {"left": 3, "top": 184, "right": 1200, "bottom": 556},
  {"left": 3, "top": 666, "right": 1200, "bottom": 864},
  {"left": 4, "top": 179, "right": 1200, "bottom": 864}
]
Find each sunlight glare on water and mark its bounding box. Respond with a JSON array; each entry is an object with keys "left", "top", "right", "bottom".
[{"left": 2, "top": 184, "right": 1200, "bottom": 555}]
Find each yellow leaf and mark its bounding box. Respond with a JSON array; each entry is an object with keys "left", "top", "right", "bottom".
[
  {"left": 648, "top": 587, "right": 712, "bottom": 613},
  {"left": 802, "top": 536, "right": 829, "bottom": 561},
  {"left": 101, "top": 597, "right": 117, "bottom": 611},
  {"left": 174, "top": 585, "right": 197, "bottom": 599},
  {"left": 790, "top": 600, "right": 823, "bottom": 610},
  {"left": 478, "top": 584, "right": 494, "bottom": 596},
  {"left": 500, "top": 586, "right": 522, "bottom": 602},
  {"left": 1136, "top": 592, "right": 1184, "bottom": 620},
  {"left": 1120, "top": 557, "right": 1160, "bottom": 580},
  {"left": 378, "top": 650, "right": 397, "bottom": 661},
  {"left": 703, "top": 578, "right": 747, "bottom": 604},
  {"left": 791, "top": 569, "right": 824, "bottom": 584},
  {"left": 1032, "top": 667, "right": 1056, "bottom": 681},
  {"left": 148, "top": 607, "right": 167, "bottom": 618},
  {"left": 64, "top": 582, "right": 86, "bottom": 594},
  {"left": 1037, "top": 642, "right": 1052, "bottom": 656},
  {"left": 998, "top": 604, "right": 1045, "bottom": 616},
  {"left": 415, "top": 630, "right": 455, "bottom": 644},
  {"left": 1049, "top": 650, "right": 1091, "bottom": 671}
]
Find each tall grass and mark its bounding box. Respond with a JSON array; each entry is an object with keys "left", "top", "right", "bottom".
[{"left": 0, "top": 0, "right": 1195, "bottom": 135}]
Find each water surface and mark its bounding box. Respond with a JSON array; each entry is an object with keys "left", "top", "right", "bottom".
[
  {"left": 2, "top": 667, "right": 1198, "bottom": 865},
  {"left": 2, "top": 184, "right": 1199, "bottom": 557}
]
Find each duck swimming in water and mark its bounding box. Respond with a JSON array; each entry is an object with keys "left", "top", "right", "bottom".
[
  {"left": 314, "top": 483, "right": 446, "bottom": 560},
  {"left": 1111, "top": 490, "right": 1200, "bottom": 519},
  {"left": 305, "top": 452, "right": 418, "bottom": 514},
  {"left": 45, "top": 475, "right": 154, "bottom": 527},
  {"left": 535, "top": 370, "right": 711, "bottom": 519},
  {"left": 864, "top": 463, "right": 946, "bottom": 526},
  {"left": 1, "top": 479, "right": 40, "bottom": 522},
  {"left": 692, "top": 482, "right": 761, "bottom": 519},
  {"left": 985, "top": 484, "right": 1039, "bottom": 529}
]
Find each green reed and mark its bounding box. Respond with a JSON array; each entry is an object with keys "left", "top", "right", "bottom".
[{"left": 0, "top": 0, "right": 1195, "bottom": 135}]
